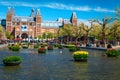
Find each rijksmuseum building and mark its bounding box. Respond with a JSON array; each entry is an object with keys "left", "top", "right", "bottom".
[{"left": 5, "top": 7, "right": 77, "bottom": 39}]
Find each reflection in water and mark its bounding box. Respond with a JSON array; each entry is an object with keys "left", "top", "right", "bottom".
[
  {"left": 0, "top": 48, "right": 120, "bottom": 80},
  {"left": 3, "top": 65, "right": 21, "bottom": 72}
]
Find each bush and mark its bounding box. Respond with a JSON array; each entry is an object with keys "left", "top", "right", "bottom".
[
  {"left": 68, "top": 45, "right": 76, "bottom": 48},
  {"left": 8, "top": 46, "right": 12, "bottom": 50},
  {"left": 38, "top": 48, "right": 46, "bottom": 53},
  {"left": 58, "top": 45, "right": 63, "bottom": 49},
  {"left": 54, "top": 43, "right": 59, "bottom": 47},
  {"left": 68, "top": 45, "right": 76, "bottom": 52},
  {"left": 34, "top": 44, "right": 39, "bottom": 48},
  {"left": 12, "top": 45, "right": 20, "bottom": 51},
  {"left": 3, "top": 56, "right": 22, "bottom": 63},
  {"left": 69, "top": 47, "right": 77, "bottom": 52},
  {"left": 73, "top": 51, "right": 89, "bottom": 61},
  {"left": 22, "top": 44, "right": 28, "bottom": 49},
  {"left": 106, "top": 49, "right": 120, "bottom": 57},
  {"left": 41, "top": 43, "right": 48, "bottom": 47}
]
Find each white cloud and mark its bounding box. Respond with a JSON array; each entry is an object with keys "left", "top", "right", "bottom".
[
  {"left": 94, "top": 7, "right": 115, "bottom": 13},
  {"left": 0, "top": 1, "right": 115, "bottom": 12}
]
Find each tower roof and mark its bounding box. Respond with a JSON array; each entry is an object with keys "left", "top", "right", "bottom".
[
  {"left": 36, "top": 9, "right": 41, "bottom": 16},
  {"left": 11, "top": 6, "right": 15, "bottom": 16},
  {"left": 71, "top": 12, "right": 77, "bottom": 18},
  {"left": 30, "top": 8, "right": 35, "bottom": 17},
  {"left": 7, "top": 6, "right": 15, "bottom": 16},
  {"left": 7, "top": 6, "right": 11, "bottom": 14}
]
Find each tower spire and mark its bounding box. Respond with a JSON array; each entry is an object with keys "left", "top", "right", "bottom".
[
  {"left": 7, "top": 6, "right": 11, "bottom": 14},
  {"left": 71, "top": 12, "right": 77, "bottom": 19},
  {"left": 30, "top": 8, "right": 35, "bottom": 17},
  {"left": 70, "top": 12, "right": 77, "bottom": 26},
  {"left": 11, "top": 6, "right": 15, "bottom": 16},
  {"left": 36, "top": 9, "right": 41, "bottom": 16}
]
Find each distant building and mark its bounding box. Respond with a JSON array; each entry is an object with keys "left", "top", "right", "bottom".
[
  {"left": 57, "top": 12, "right": 78, "bottom": 27},
  {"left": 5, "top": 6, "right": 78, "bottom": 39}
]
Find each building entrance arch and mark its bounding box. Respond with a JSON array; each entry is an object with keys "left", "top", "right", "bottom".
[{"left": 21, "top": 33, "right": 28, "bottom": 39}]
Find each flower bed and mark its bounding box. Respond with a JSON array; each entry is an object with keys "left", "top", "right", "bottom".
[
  {"left": 106, "top": 49, "right": 120, "bottom": 57},
  {"left": 73, "top": 51, "right": 89, "bottom": 61},
  {"left": 38, "top": 48, "right": 46, "bottom": 53},
  {"left": 3, "top": 56, "right": 22, "bottom": 66},
  {"left": 47, "top": 45, "right": 54, "bottom": 50}
]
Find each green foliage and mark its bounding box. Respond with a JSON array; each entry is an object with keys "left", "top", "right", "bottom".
[
  {"left": 47, "top": 32, "right": 53, "bottom": 38},
  {"left": 0, "top": 25, "right": 5, "bottom": 38},
  {"left": 42, "top": 32, "right": 46, "bottom": 39},
  {"left": 6, "top": 31, "right": 11, "bottom": 39},
  {"left": 11, "top": 45, "right": 20, "bottom": 51},
  {"left": 22, "top": 44, "right": 28, "bottom": 49},
  {"left": 54, "top": 43, "right": 59, "bottom": 47},
  {"left": 10, "top": 35, "right": 14, "bottom": 40},
  {"left": 69, "top": 47, "right": 76, "bottom": 52},
  {"left": 73, "top": 51, "right": 88, "bottom": 61},
  {"left": 58, "top": 45, "right": 63, "bottom": 49},
  {"left": 68, "top": 45, "right": 76, "bottom": 51},
  {"left": 106, "top": 20, "right": 120, "bottom": 40},
  {"left": 106, "top": 49, "right": 120, "bottom": 57},
  {"left": 3, "top": 56, "right": 22, "bottom": 63},
  {"left": 7, "top": 46, "right": 12, "bottom": 50},
  {"left": 34, "top": 44, "right": 39, "bottom": 48}
]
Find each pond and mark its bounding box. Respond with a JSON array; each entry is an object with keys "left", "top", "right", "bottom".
[{"left": 0, "top": 47, "right": 120, "bottom": 80}]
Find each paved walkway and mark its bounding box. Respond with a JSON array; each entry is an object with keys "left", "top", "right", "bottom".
[
  {"left": 80, "top": 46, "right": 107, "bottom": 51},
  {"left": 113, "top": 46, "right": 120, "bottom": 51},
  {"left": 81, "top": 46, "right": 120, "bottom": 51},
  {"left": 0, "top": 44, "right": 7, "bottom": 48}
]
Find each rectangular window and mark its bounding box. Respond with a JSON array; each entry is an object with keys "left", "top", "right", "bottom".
[
  {"left": 17, "top": 22, "right": 20, "bottom": 25},
  {"left": 37, "top": 24, "right": 41, "bottom": 27},
  {"left": 7, "top": 23, "right": 11, "bottom": 26}
]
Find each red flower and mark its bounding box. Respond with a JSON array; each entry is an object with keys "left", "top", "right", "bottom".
[{"left": 38, "top": 48, "right": 46, "bottom": 50}]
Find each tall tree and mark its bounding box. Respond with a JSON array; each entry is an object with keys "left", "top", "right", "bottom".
[
  {"left": 42, "top": 32, "right": 46, "bottom": 39},
  {"left": 47, "top": 32, "right": 53, "bottom": 40},
  {"left": 6, "top": 31, "right": 11, "bottom": 39}
]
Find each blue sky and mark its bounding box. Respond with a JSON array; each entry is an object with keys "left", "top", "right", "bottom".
[{"left": 0, "top": 0, "right": 119, "bottom": 22}]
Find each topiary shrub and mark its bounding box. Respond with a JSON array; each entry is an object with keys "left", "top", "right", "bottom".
[
  {"left": 11, "top": 45, "right": 20, "bottom": 51},
  {"left": 69, "top": 47, "right": 77, "bottom": 52},
  {"left": 34, "top": 44, "right": 39, "bottom": 49},
  {"left": 3, "top": 56, "right": 22, "bottom": 66},
  {"left": 38, "top": 48, "right": 46, "bottom": 53},
  {"left": 106, "top": 49, "right": 120, "bottom": 57},
  {"left": 22, "top": 44, "right": 29, "bottom": 49},
  {"left": 54, "top": 43, "right": 59, "bottom": 47},
  {"left": 68, "top": 45, "right": 76, "bottom": 52}
]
